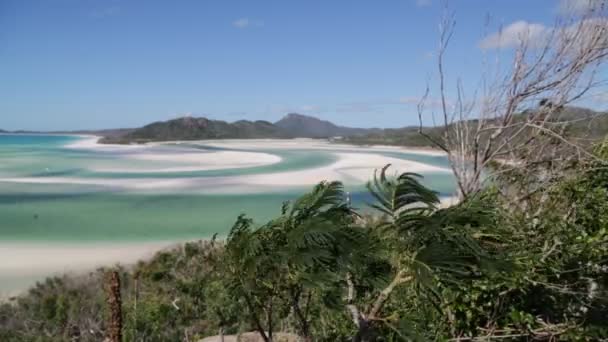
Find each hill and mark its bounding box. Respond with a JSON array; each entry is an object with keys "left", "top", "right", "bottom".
[
  {"left": 7, "top": 107, "right": 604, "bottom": 146},
  {"left": 100, "top": 117, "right": 287, "bottom": 144},
  {"left": 99, "top": 113, "right": 380, "bottom": 144},
  {"left": 342, "top": 106, "right": 608, "bottom": 147},
  {"left": 274, "top": 113, "right": 379, "bottom": 138}
]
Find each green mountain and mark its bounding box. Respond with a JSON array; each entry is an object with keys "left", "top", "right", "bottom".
[
  {"left": 342, "top": 106, "right": 608, "bottom": 147},
  {"left": 274, "top": 113, "right": 380, "bottom": 138},
  {"left": 94, "top": 106, "right": 607, "bottom": 145},
  {"left": 100, "top": 117, "right": 287, "bottom": 143},
  {"left": 100, "top": 113, "right": 380, "bottom": 144}
]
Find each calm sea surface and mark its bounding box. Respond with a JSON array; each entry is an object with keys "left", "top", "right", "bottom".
[{"left": 0, "top": 135, "right": 456, "bottom": 242}]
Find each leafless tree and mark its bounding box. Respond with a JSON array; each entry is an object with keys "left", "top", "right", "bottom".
[{"left": 418, "top": 1, "right": 608, "bottom": 207}]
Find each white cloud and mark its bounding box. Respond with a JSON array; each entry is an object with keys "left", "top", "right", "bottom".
[
  {"left": 398, "top": 96, "right": 423, "bottom": 105},
  {"left": 558, "top": 0, "right": 605, "bottom": 15},
  {"left": 267, "top": 104, "right": 323, "bottom": 115},
  {"left": 591, "top": 91, "right": 608, "bottom": 103},
  {"left": 478, "top": 21, "right": 548, "bottom": 49},
  {"left": 169, "top": 112, "right": 194, "bottom": 120},
  {"left": 479, "top": 17, "right": 608, "bottom": 51},
  {"left": 91, "top": 6, "right": 121, "bottom": 18},
  {"left": 299, "top": 105, "right": 321, "bottom": 112},
  {"left": 336, "top": 102, "right": 379, "bottom": 113},
  {"left": 416, "top": 0, "right": 432, "bottom": 7},
  {"left": 232, "top": 18, "right": 264, "bottom": 29},
  {"left": 399, "top": 96, "right": 451, "bottom": 109},
  {"left": 233, "top": 18, "right": 250, "bottom": 28},
  {"left": 561, "top": 17, "right": 608, "bottom": 50}
]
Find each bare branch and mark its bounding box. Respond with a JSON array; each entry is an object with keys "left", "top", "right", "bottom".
[{"left": 417, "top": 3, "right": 608, "bottom": 200}]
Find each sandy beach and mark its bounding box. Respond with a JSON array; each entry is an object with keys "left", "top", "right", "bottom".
[
  {"left": 0, "top": 241, "right": 175, "bottom": 297},
  {"left": 92, "top": 151, "right": 282, "bottom": 173}
]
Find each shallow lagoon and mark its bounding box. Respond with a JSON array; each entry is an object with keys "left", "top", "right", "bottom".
[
  {"left": 0, "top": 135, "right": 456, "bottom": 242},
  {"left": 0, "top": 135, "right": 456, "bottom": 293}
]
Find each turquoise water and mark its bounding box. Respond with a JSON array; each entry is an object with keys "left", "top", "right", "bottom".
[{"left": 0, "top": 135, "right": 457, "bottom": 242}]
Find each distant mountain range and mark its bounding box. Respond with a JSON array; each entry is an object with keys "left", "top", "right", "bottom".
[
  {"left": 110, "top": 117, "right": 285, "bottom": 142},
  {"left": 98, "top": 113, "right": 384, "bottom": 144},
  {"left": 3, "top": 107, "right": 607, "bottom": 147}
]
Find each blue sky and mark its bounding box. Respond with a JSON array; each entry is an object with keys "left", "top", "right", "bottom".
[{"left": 0, "top": 0, "right": 601, "bottom": 130}]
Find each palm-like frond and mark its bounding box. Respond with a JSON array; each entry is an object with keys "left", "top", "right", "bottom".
[
  {"left": 402, "top": 200, "right": 511, "bottom": 316},
  {"left": 284, "top": 218, "right": 339, "bottom": 267},
  {"left": 364, "top": 167, "right": 509, "bottom": 314},
  {"left": 226, "top": 180, "right": 361, "bottom": 293},
  {"left": 289, "top": 181, "right": 347, "bottom": 223},
  {"left": 367, "top": 164, "right": 439, "bottom": 219}
]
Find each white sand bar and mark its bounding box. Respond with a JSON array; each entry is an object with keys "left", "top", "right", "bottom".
[
  {"left": 0, "top": 242, "right": 173, "bottom": 297},
  {"left": 0, "top": 138, "right": 451, "bottom": 193},
  {"left": 92, "top": 151, "right": 282, "bottom": 173},
  {"left": 183, "top": 138, "right": 448, "bottom": 156},
  {"left": 0, "top": 152, "right": 450, "bottom": 193}
]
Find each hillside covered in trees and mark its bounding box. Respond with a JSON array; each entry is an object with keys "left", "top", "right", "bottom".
[
  {"left": 93, "top": 106, "right": 608, "bottom": 148},
  {"left": 342, "top": 106, "right": 608, "bottom": 148},
  {"left": 97, "top": 113, "right": 384, "bottom": 144},
  {"left": 3, "top": 106, "right": 606, "bottom": 149}
]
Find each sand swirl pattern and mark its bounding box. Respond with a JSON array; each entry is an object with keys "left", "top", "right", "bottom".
[{"left": 0, "top": 134, "right": 456, "bottom": 295}]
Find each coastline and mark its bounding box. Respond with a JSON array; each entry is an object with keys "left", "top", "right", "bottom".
[
  {"left": 70, "top": 135, "right": 447, "bottom": 156},
  {"left": 0, "top": 241, "right": 177, "bottom": 298},
  {"left": 1, "top": 138, "right": 452, "bottom": 193},
  {"left": 1, "top": 135, "right": 457, "bottom": 295}
]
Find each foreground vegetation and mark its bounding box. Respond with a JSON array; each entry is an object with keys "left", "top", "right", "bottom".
[{"left": 1, "top": 141, "right": 607, "bottom": 341}]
